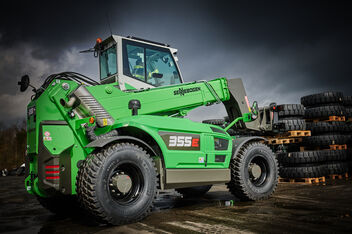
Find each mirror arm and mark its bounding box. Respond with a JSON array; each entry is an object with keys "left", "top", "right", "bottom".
[{"left": 29, "top": 84, "right": 37, "bottom": 93}]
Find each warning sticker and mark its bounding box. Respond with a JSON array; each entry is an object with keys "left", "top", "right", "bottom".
[{"left": 43, "top": 136, "right": 52, "bottom": 141}]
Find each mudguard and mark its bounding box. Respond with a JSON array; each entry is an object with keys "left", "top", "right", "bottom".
[
  {"left": 232, "top": 136, "right": 267, "bottom": 159},
  {"left": 85, "top": 136, "right": 158, "bottom": 156}
]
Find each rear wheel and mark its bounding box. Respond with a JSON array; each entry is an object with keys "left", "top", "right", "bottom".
[
  {"left": 227, "top": 142, "right": 278, "bottom": 201},
  {"left": 176, "top": 185, "right": 212, "bottom": 198},
  {"left": 76, "top": 142, "right": 158, "bottom": 225}
]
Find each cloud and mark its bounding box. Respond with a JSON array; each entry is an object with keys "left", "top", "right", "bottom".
[
  {"left": 0, "top": 0, "right": 351, "bottom": 126},
  {"left": 0, "top": 43, "right": 98, "bottom": 123}
]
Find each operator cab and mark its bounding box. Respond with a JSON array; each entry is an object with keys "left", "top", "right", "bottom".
[{"left": 98, "top": 35, "right": 183, "bottom": 90}]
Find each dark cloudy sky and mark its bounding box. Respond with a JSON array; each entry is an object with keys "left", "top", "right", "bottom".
[{"left": 0, "top": 0, "right": 351, "bottom": 124}]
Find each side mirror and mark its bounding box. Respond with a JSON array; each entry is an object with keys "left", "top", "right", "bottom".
[
  {"left": 152, "top": 73, "right": 163, "bottom": 79},
  {"left": 251, "top": 101, "right": 259, "bottom": 119},
  {"left": 18, "top": 75, "right": 30, "bottom": 92}
]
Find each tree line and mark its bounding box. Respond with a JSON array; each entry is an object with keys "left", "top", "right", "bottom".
[{"left": 0, "top": 120, "right": 26, "bottom": 170}]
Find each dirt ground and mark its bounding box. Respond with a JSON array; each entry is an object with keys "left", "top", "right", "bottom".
[{"left": 0, "top": 176, "right": 352, "bottom": 234}]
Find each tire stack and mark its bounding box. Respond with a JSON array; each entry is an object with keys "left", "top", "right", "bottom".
[
  {"left": 276, "top": 104, "right": 306, "bottom": 131},
  {"left": 278, "top": 92, "right": 351, "bottom": 179},
  {"left": 275, "top": 104, "right": 318, "bottom": 179},
  {"left": 302, "top": 92, "right": 349, "bottom": 177},
  {"left": 343, "top": 96, "right": 352, "bottom": 172}
]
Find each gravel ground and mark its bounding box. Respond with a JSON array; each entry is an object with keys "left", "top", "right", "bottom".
[{"left": 0, "top": 176, "right": 352, "bottom": 234}]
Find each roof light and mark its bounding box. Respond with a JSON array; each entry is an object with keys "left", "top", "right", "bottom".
[{"left": 96, "top": 38, "right": 102, "bottom": 44}]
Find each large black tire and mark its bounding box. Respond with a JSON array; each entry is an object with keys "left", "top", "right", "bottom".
[
  {"left": 304, "top": 105, "right": 345, "bottom": 119},
  {"left": 345, "top": 107, "right": 352, "bottom": 118},
  {"left": 343, "top": 96, "right": 352, "bottom": 106},
  {"left": 278, "top": 118, "right": 306, "bottom": 131},
  {"left": 279, "top": 164, "right": 328, "bottom": 178},
  {"left": 227, "top": 142, "right": 278, "bottom": 201},
  {"left": 202, "top": 119, "right": 225, "bottom": 125},
  {"left": 76, "top": 142, "right": 158, "bottom": 225},
  {"left": 277, "top": 150, "right": 348, "bottom": 165},
  {"left": 37, "top": 195, "right": 79, "bottom": 215},
  {"left": 301, "top": 91, "right": 343, "bottom": 107},
  {"left": 346, "top": 123, "right": 352, "bottom": 133},
  {"left": 303, "top": 134, "right": 348, "bottom": 146},
  {"left": 176, "top": 185, "right": 212, "bottom": 198},
  {"left": 327, "top": 162, "right": 349, "bottom": 175},
  {"left": 306, "top": 121, "right": 346, "bottom": 134},
  {"left": 277, "top": 104, "right": 304, "bottom": 117}
]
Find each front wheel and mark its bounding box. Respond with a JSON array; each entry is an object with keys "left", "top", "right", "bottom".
[
  {"left": 76, "top": 142, "right": 158, "bottom": 225},
  {"left": 227, "top": 141, "right": 278, "bottom": 201}
]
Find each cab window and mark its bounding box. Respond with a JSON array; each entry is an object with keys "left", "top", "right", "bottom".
[
  {"left": 100, "top": 45, "right": 117, "bottom": 80},
  {"left": 125, "top": 44, "right": 145, "bottom": 81},
  {"left": 123, "top": 39, "right": 181, "bottom": 86}
]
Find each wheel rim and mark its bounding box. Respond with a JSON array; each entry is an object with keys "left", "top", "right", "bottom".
[
  {"left": 248, "top": 155, "right": 269, "bottom": 187},
  {"left": 108, "top": 162, "right": 144, "bottom": 205}
]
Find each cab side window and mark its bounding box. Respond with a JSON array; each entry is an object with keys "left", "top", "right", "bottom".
[
  {"left": 124, "top": 44, "right": 145, "bottom": 81},
  {"left": 100, "top": 45, "right": 117, "bottom": 80},
  {"left": 122, "top": 39, "right": 182, "bottom": 86},
  {"left": 146, "top": 48, "right": 181, "bottom": 86}
]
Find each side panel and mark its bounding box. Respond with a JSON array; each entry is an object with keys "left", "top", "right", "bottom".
[
  {"left": 26, "top": 121, "right": 87, "bottom": 196},
  {"left": 164, "top": 169, "right": 230, "bottom": 189},
  {"left": 112, "top": 115, "right": 233, "bottom": 169}
]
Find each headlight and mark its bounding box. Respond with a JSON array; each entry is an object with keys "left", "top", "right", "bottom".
[{"left": 27, "top": 106, "right": 36, "bottom": 119}]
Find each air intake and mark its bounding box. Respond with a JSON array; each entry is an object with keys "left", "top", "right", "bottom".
[{"left": 74, "top": 86, "right": 114, "bottom": 127}]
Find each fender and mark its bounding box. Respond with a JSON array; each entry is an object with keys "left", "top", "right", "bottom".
[
  {"left": 85, "top": 136, "right": 158, "bottom": 157},
  {"left": 232, "top": 136, "right": 267, "bottom": 159}
]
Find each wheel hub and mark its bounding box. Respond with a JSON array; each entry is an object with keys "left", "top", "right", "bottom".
[
  {"left": 249, "top": 163, "right": 262, "bottom": 179},
  {"left": 111, "top": 172, "right": 132, "bottom": 195}
]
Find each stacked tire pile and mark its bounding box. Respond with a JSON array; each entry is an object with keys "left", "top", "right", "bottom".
[
  {"left": 343, "top": 96, "right": 352, "bottom": 172},
  {"left": 279, "top": 92, "right": 351, "bottom": 179},
  {"left": 275, "top": 104, "right": 318, "bottom": 178},
  {"left": 276, "top": 104, "right": 306, "bottom": 132}
]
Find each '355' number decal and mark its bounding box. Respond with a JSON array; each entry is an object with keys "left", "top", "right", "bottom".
[
  {"left": 169, "top": 136, "right": 192, "bottom": 147},
  {"left": 159, "top": 132, "right": 200, "bottom": 151}
]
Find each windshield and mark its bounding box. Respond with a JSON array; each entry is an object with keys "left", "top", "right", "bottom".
[
  {"left": 100, "top": 45, "right": 117, "bottom": 80},
  {"left": 123, "top": 40, "right": 181, "bottom": 87}
]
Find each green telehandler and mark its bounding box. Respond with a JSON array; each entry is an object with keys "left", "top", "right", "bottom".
[{"left": 19, "top": 35, "right": 279, "bottom": 225}]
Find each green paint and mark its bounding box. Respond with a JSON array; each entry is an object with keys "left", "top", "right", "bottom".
[
  {"left": 125, "top": 83, "right": 136, "bottom": 90},
  {"left": 42, "top": 125, "right": 74, "bottom": 155}
]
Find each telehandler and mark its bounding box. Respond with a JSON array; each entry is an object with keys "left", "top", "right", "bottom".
[{"left": 19, "top": 35, "right": 279, "bottom": 225}]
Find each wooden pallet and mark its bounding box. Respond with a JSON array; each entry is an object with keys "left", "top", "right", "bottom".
[
  {"left": 307, "top": 116, "right": 346, "bottom": 122},
  {"left": 279, "top": 177, "right": 326, "bottom": 184},
  {"left": 327, "top": 173, "right": 349, "bottom": 180},
  {"left": 329, "top": 144, "right": 347, "bottom": 150},
  {"left": 287, "top": 130, "right": 311, "bottom": 137},
  {"left": 300, "top": 144, "right": 347, "bottom": 151},
  {"left": 267, "top": 137, "right": 303, "bottom": 145}
]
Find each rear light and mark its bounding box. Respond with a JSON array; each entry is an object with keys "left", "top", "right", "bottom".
[
  {"left": 45, "top": 171, "right": 60, "bottom": 174},
  {"left": 46, "top": 176, "right": 60, "bottom": 180},
  {"left": 45, "top": 165, "right": 59, "bottom": 169},
  {"left": 45, "top": 165, "right": 60, "bottom": 180}
]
